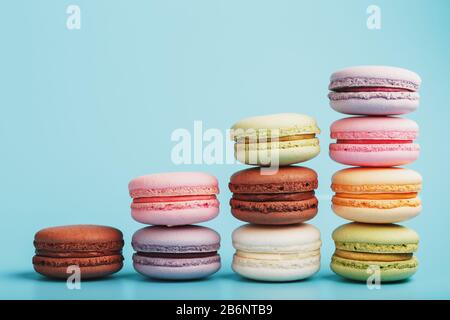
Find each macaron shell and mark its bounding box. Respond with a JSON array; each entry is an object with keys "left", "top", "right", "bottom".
[
  {"left": 34, "top": 225, "right": 124, "bottom": 252},
  {"left": 331, "top": 256, "right": 418, "bottom": 282},
  {"left": 329, "top": 145, "right": 419, "bottom": 167},
  {"left": 332, "top": 204, "right": 421, "bottom": 223},
  {"left": 133, "top": 258, "right": 220, "bottom": 280},
  {"left": 332, "top": 223, "right": 419, "bottom": 247},
  {"left": 33, "top": 256, "right": 123, "bottom": 279},
  {"left": 231, "top": 198, "right": 318, "bottom": 225},
  {"left": 234, "top": 141, "right": 320, "bottom": 166},
  {"left": 231, "top": 113, "right": 320, "bottom": 139},
  {"left": 131, "top": 205, "right": 219, "bottom": 226},
  {"left": 128, "top": 172, "right": 219, "bottom": 198},
  {"left": 232, "top": 254, "right": 320, "bottom": 282},
  {"left": 229, "top": 166, "right": 318, "bottom": 193},
  {"left": 132, "top": 225, "right": 221, "bottom": 251},
  {"left": 329, "top": 93, "right": 419, "bottom": 115},
  {"left": 231, "top": 206, "right": 317, "bottom": 225},
  {"left": 331, "top": 167, "right": 422, "bottom": 189},
  {"left": 329, "top": 66, "right": 421, "bottom": 91},
  {"left": 232, "top": 223, "right": 321, "bottom": 253}
]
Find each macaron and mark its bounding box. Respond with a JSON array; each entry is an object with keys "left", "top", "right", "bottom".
[
  {"left": 329, "top": 116, "right": 419, "bottom": 167},
  {"left": 33, "top": 225, "right": 124, "bottom": 279},
  {"left": 229, "top": 166, "right": 318, "bottom": 225},
  {"left": 232, "top": 223, "right": 321, "bottom": 282},
  {"left": 328, "top": 66, "right": 421, "bottom": 115},
  {"left": 230, "top": 113, "right": 320, "bottom": 166},
  {"left": 132, "top": 225, "right": 221, "bottom": 280},
  {"left": 331, "top": 168, "right": 422, "bottom": 223},
  {"left": 128, "top": 172, "right": 220, "bottom": 226},
  {"left": 331, "top": 223, "right": 419, "bottom": 282}
]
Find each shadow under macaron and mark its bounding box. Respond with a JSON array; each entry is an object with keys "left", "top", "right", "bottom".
[{"left": 13, "top": 270, "right": 126, "bottom": 283}]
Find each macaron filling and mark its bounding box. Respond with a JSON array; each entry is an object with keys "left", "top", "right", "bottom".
[
  {"left": 235, "top": 249, "right": 319, "bottom": 260},
  {"left": 34, "top": 240, "right": 125, "bottom": 252},
  {"left": 35, "top": 249, "right": 123, "bottom": 258},
  {"left": 234, "top": 250, "right": 320, "bottom": 269},
  {"left": 133, "top": 195, "right": 217, "bottom": 203},
  {"left": 332, "top": 182, "right": 421, "bottom": 194},
  {"left": 135, "top": 251, "right": 217, "bottom": 259},
  {"left": 334, "top": 192, "right": 417, "bottom": 200},
  {"left": 131, "top": 194, "right": 220, "bottom": 211},
  {"left": 132, "top": 251, "right": 220, "bottom": 267},
  {"left": 235, "top": 133, "right": 316, "bottom": 144},
  {"left": 334, "top": 249, "right": 412, "bottom": 262}
]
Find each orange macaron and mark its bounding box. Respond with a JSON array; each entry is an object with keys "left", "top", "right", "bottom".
[{"left": 331, "top": 167, "right": 422, "bottom": 224}]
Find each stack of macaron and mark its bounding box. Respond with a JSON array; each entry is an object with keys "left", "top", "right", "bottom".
[
  {"left": 128, "top": 172, "right": 222, "bottom": 280},
  {"left": 327, "top": 66, "right": 423, "bottom": 282},
  {"left": 228, "top": 113, "right": 322, "bottom": 281}
]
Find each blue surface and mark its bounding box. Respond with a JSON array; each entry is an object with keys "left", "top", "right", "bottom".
[{"left": 1, "top": 0, "right": 450, "bottom": 299}]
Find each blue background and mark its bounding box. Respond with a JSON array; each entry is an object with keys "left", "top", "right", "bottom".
[{"left": 1, "top": 0, "right": 449, "bottom": 299}]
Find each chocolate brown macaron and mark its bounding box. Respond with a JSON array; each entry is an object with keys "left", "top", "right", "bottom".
[
  {"left": 33, "top": 225, "right": 124, "bottom": 279},
  {"left": 229, "top": 166, "right": 318, "bottom": 225}
]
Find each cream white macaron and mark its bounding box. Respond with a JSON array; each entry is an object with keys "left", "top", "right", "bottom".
[{"left": 231, "top": 223, "right": 321, "bottom": 282}]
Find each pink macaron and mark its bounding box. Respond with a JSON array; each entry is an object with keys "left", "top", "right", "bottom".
[
  {"left": 329, "top": 117, "right": 419, "bottom": 167},
  {"left": 128, "top": 172, "right": 220, "bottom": 226}
]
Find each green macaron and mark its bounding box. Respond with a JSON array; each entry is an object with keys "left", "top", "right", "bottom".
[{"left": 330, "top": 223, "right": 419, "bottom": 282}]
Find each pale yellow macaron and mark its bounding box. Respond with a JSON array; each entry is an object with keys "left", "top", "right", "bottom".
[
  {"left": 230, "top": 113, "right": 320, "bottom": 166},
  {"left": 331, "top": 167, "right": 422, "bottom": 223}
]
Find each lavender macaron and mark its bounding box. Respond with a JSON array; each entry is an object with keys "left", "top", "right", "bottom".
[
  {"left": 132, "top": 226, "right": 221, "bottom": 280},
  {"left": 328, "top": 66, "right": 421, "bottom": 115}
]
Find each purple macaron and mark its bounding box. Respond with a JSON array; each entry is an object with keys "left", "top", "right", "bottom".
[
  {"left": 132, "top": 225, "right": 221, "bottom": 280},
  {"left": 328, "top": 66, "right": 421, "bottom": 115}
]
